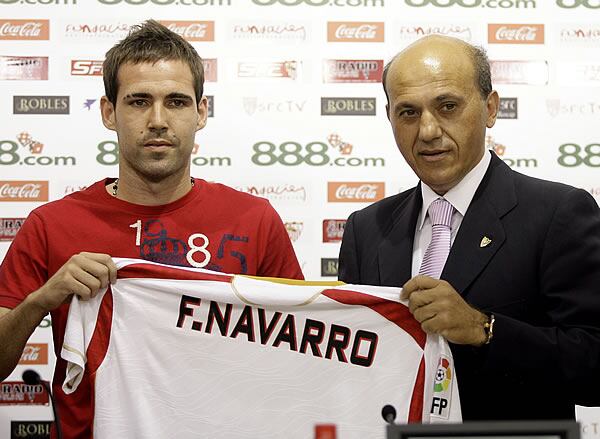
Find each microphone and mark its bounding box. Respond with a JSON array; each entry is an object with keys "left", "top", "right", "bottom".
[
  {"left": 22, "top": 369, "right": 63, "bottom": 439},
  {"left": 381, "top": 404, "right": 397, "bottom": 424}
]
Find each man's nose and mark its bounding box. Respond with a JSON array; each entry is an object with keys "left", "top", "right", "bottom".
[
  {"left": 147, "top": 103, "right": 168, "bottom": 132},
  {"left": 418, "top": 111, "right": 442, "bottom": 143}
]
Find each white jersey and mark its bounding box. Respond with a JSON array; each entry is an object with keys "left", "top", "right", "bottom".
[{"left": 61, "top": 258, "right": 461, "bottom": 439}]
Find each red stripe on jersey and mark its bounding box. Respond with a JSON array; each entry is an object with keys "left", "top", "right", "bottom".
[
  {"left": 117, "top": 263, "right": 233, "bottom": 283},
  {"left": 87, "top": 286, "right": 113, "bottom": 374},
  {"left": 408, "top": 356, "right": 425, "bottom": 422},
  {"left": 321, "top": 289, "right": 426, "bottom": 349},
  {"left": 55, "top": 288, "right": 113, "bottom": 438}
]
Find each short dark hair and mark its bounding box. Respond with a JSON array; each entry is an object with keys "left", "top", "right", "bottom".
[
  {"left": 103, "top": 19, "right": 204, "bottom": 106},
  {"left": 382, "top": 40, "right": 492, "bottom": 106}
]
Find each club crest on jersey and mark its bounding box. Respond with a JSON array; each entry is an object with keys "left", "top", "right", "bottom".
[{"left": 430, "top": 355, "right": 453, "bottom": 420}]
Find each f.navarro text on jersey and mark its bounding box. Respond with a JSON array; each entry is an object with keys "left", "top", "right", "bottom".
[{"left": 176, "top": 294, "right": 379, "bottom": 367}]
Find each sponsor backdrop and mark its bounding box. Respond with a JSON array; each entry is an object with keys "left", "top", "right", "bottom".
[{"left": 1, "top": 0, "right": 599, "bottom": 437}]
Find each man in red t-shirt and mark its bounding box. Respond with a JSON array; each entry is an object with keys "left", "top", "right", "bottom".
[{"left": 0, "top": 20, "right": 303, "bottom": 437}]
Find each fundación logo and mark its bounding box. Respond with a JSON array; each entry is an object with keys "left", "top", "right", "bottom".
[
  {"left": 13, "top": 96, "right": 69, "bottom": 115},
  {"left": 0, "top": 19, "right": 49, "bottom": 40},
  {"left": 231, "top": 21, "right": 308, "bottom": 42},
  {"left": 321, "top": 97, "right": 376, "bottom": 116},
  {"left": 488, "top": 24, "right": 544, "bottom": 44},
  {"left": 398, "top": 24, "right": 474, "bottom": 42},
  {"left": 497, "top": 98, "right": 518, "bottom": 119},
  {"left": 327, "top": 21, "right": 384, "bottom": 42}
]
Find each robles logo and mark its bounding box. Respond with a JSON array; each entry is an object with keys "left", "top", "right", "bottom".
[
  {"left": 328, "top": 182, "right": 385, "bottom": 202},
  {"left": 159, "top": 21, "right": 214, "bottom": 41},
  {"left": 488, "top": 24, "right": 544, "bottom": 44},
  {"left": 327, "top": 22, "right": 384, "bottom": 42},
  {"left": 0, "top": 20, "right": 49, "bottom": 40}
]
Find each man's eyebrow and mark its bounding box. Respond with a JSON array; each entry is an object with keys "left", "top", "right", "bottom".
[
  {"left": 166, "top": 92, "right": 194, "bottom": 101},
  {"left": 435, "top": 93, "right": 461, "bottom": 101},
  {"left": 122, "top": 92, "right": 151, "bottom": 101}
]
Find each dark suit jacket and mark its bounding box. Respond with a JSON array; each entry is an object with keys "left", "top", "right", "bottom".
[{"left": 338, "top": 152, "right": 600, "bottom": 420}]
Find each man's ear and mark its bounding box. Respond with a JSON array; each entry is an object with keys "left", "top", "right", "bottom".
[
  {"left": 486, "top": 90, "right": 499, "bottom": 129},
  {"left": 196, "top": 96, "right": 208, "bottom": 132},
  {"left": 100, "top": 96, "right": 116, "bottom": 131}
]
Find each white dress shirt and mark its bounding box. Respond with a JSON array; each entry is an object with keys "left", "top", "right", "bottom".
[{"left": 411, "top": 150, "right": 492, "bottom": 277}]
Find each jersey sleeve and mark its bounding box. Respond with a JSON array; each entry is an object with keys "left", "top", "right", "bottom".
[
  {"left": 423, "top": 334, "right": 462, "bottom": 423},
  {"left": 256, "top": 202, "right": 304, "bottom": 280},
  {"left": 61, "top": 288, "right": 108, "bottom": 394},
  {"left": 0, "top": 211, "right": 49, "bottom": 309}
]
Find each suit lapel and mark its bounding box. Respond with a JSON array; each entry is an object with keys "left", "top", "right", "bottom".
[
  {"left": 378, "top": 186, "right": 422, "bottom": 286},
  {"left": 442, "top": 154, "right": 517, "bottom": 295}
]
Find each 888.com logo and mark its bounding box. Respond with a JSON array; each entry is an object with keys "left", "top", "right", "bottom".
[
  {"left": 404, "top": 0, "right": 536, "bottom": 7},
  {"left": 556, "top": 0, "right": 600, "bottom": 7}
]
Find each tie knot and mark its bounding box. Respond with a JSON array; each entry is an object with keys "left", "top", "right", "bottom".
[{"left": 428, "top": 198, "right": 454, "bottom": 227}]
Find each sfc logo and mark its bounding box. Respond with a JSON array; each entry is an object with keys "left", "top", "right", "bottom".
[{"left": 430, "top": 356, "right": 453, "bottom": 419}]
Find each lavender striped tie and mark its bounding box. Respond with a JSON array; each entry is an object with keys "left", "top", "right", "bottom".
[{"left": 419, "top": 198, "right": 455, "bottom": 279}]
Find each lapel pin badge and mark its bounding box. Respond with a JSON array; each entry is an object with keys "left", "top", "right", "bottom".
[{"left": 480, "top": 236, "right": 492, "bottom": 248}]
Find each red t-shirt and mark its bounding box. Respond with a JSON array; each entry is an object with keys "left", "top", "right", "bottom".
[{"left": 0, "top": 178, "right": 303, "bottom": 438}]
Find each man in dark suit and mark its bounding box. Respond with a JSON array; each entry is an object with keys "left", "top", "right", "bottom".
[{"left": 338, "top": 35, "right": 600, "bottom": 420}]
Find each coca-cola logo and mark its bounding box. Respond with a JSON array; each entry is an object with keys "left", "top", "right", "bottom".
[
  {"left": 159, "top": 21, "right": 214, "bottom": 41},
  {"left": 19, "top": 343, "right": 48, "bottom": 365},
  {"left": 328, "top": 22, "right": 384, "bottom": 42},
  {"left": 0, "top": 181, "right": 49, "bottom": 202},
  {"left": 0, "top": 20, "right": 49, "bottom": 40},
  {"left": 488, "top": 24, "right": 544, "bottom": 44},
  {"left": 328, "top": 182, "right": 385, "bottom": 202}
]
